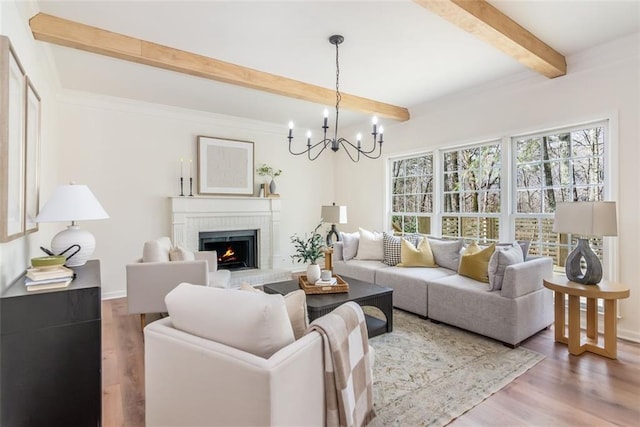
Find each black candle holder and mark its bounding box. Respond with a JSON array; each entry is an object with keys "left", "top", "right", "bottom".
[
  {"left": 189, "top": 177, "right": 193, "bottom": 196},
  {"left": 179, "top": 177, "right": 184, "bottom": 196}
]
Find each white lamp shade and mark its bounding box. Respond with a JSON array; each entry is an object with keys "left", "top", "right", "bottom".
[
  {"left": 553, "top": 201, "right": 617, "bottom": 237},
  {"left": 321, "top": 205, "right": 348, "bottom": 224},
  {"left": 36, "top": 184, "right": 109, "bottom": 223},
  {"left": 36, "top": 184, "right": 109, "bottom": 267}
]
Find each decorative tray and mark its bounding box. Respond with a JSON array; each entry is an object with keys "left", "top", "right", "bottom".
[{"left": 298, "top": 274, "right": 349, "bottom": 294}]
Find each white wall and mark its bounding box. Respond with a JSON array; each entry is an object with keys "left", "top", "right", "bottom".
[
  {"left": 0, "top": 0, "right": 60, "bottom": 290},
  {"left": 52, "top": 93, "right": 334, "bottom": 298},
  {"left": 335, "top": 33, "right": 640, "bottom": 341}
]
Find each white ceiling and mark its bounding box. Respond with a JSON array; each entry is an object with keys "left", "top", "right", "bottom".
[{"left": 35, "top": 0, "right": 640, "bottom": 130}]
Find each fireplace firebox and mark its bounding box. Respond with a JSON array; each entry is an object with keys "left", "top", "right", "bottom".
[{"left": 199, "top": 230, "right": 258, "bottom": 271}]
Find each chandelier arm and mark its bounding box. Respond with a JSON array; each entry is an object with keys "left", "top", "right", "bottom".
[
  {"left": 337, "top": 137, "right": 383, "bottom": 160},
  {"left": 287, "top": 138, "right": 332, "bottom": 157}
]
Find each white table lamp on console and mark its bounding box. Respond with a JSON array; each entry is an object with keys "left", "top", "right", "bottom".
[{"left": 36, "top": 183, "right": 109, "bottom": 267}]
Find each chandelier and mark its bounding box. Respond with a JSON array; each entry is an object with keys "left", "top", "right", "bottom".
[{"left": 286, "top": 35, "right": 384, "bottom": 162}]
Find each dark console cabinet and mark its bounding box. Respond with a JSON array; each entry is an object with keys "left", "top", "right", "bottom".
[{"left": 1, "top": 260, "right": 102, "bottom": 426}]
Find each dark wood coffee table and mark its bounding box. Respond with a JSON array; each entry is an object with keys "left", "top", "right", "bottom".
[{"left": 263, "top": 276, "right": 393, "bottom": 338}]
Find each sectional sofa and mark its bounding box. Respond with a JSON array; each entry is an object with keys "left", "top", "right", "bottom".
[{"left": 332, "top": 234, "right": 554, "bottom": 346}]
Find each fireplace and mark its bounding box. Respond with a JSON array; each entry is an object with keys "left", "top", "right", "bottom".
[{"left": 199, "top": 229, "right": 258, "bottom": 271}]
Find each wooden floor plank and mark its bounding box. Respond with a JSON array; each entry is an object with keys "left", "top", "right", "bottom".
[{"left": 101, "top": 298, "right": 640, "bottom": 426}]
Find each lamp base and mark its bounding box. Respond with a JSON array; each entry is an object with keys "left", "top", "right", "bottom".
[
  {"left": 326, "top": 224, "right": 341, "bottom": 246},
  {"left": 51, "top": 225, "right": 96, "bottom": 267},
  {"left": 565, "top": 238, "right": 602, "bottom": 285}
]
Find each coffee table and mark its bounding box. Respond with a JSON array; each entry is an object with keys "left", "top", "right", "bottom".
[{"left": 263, "top": 276, "right": 393, "bottom": 338}]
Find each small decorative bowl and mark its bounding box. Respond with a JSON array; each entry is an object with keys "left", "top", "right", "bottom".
[{"left": 31, "top": 256, "right": 66, "bottom": 268}]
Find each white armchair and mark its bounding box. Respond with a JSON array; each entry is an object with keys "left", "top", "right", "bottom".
[
  {"left": 126, "top": 237, "right": 231, "bottom": 329},
  {"left": 144, "top": 283, "right": 374, "bottom": 427}
]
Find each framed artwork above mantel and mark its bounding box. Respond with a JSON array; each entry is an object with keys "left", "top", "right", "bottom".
[{"left": 197, "top": 136, "right": 254, "bottom": 196}]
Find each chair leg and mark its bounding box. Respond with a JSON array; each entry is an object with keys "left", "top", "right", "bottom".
[{"left": 140, "top": 313, "right": 146, "bottom": 331}]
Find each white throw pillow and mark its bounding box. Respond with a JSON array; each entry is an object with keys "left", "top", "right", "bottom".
[
  {"left": 169, "top": 245, "right": 195, "bottom": 261},
  {"left": 239, "top": 284, "right": 309, "bottom": 340},
  {"left": 488, "top": 243, "right": 524, "bottom": 291},
  {"left": 340, "top": 231, "right": 360, "bottom": 261},
  {"left": 142, "top": 237, "right": 172, "bottom": 262},
  {"left": 166, "top": 283, "right": 295, "bottom": 359},
  {"left": 355, "top": 228, "right": 384, "bottom": 261}
]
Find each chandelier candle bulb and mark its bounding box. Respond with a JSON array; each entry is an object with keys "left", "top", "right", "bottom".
[
  {"left": 288, "top": 121, "right": 293, "bottom": 139},
  {"left": 323, "top": 109, "right": 329, "bottom": 127}
]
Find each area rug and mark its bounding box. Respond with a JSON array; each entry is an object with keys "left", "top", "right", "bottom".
[{"left": 367, "top": 309, "right": 544, "bottom": 426}]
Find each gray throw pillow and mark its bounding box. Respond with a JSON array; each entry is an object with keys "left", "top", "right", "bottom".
[
  {"left": 340, "top": 231, "right": 359, "bottom": 261},
  {"left": 427, "top": 237, "right": 464, "bottom": 271},
  {"left": 488, "top": 243, "right": 524, "bottom": 291}
]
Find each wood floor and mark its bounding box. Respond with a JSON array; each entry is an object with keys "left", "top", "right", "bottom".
[{"left": 102, "top": 297, "right": 640, "bottom": 426}]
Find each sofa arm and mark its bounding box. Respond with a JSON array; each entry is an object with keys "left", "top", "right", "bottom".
[
  {"left": 333, "top": 242, "right": 345, "bottom": 261},
  {"left": 500, "top": 257, "right": 553, "bottom": 299},
  {"left": 126, "top": 260, "right": 209, "bottom": 314},
  {"left": 195, "top": 250, "right": 218, "bottom": 271}
]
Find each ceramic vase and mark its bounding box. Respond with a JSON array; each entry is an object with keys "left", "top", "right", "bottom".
[
  {"left": 306, "top": 263, "right": 321, "bottom": 284},
  {"left": 269, "top": 179, "right": 276, "bottom": 195}
]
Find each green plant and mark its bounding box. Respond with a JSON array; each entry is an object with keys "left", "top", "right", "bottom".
[
  {"left": 256, "top": 164, "right": 282, "bottom": 179},
  {"left": 290, "top": 222, "right": 325, "bottom": 265}
]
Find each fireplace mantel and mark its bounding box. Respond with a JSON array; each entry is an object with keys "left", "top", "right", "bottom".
[{"left": 170, "top": 196, "right": 282, "bottom": 273}]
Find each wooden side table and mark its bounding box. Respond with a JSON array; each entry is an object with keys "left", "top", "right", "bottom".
[
  {"left": 324, "top": 248, "right": 333, "bottom": 271},
  {"left": 543, "top": 277, "right": 629, "bottom": 359}
]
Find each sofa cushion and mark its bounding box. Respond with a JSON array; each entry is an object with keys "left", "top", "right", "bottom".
[
  {"left": 240, "top": 284, "right": 309, "bottom": 340},
  {"left": 169, "top": 245, "right": 195, "bottom": 261},
  {"left": 488, "top": 243, "right": 524, "bottom": 291},
  {"left": 458, "top": 243, "right": 495, "bottom": 283},
  {"left": 333, "top": 259, "right": 387, "bottom": 284},
  {"left": 355, "top": 228, "right": 384, "bottom": 260},
  {"left": 383, "top": 232, "right": 420, "bottom": 266},
  {"left": 427, "top": 237, "right": 464, "bottom": 271},
  {"left": 340, "top": 231, "right": 359, "bottom": 261},
  {"left": 143, "top": 237, "right": 172, "bottom": 262},
  {"left": 166, "top": 283, "right": 295, "bottom": 359},
  {"left": 397, "top": 237, "right": 436, "bottom": 267}
]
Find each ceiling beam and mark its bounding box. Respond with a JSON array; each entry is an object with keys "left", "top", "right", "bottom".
[
  {"left": 414, "top": 0, "right": 566, "bottom": 78},
  {"left": 29, "top": 13, "right": 410, "bottom": 122}
]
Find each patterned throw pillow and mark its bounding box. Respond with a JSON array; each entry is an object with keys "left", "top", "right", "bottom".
[{"left": 383, "top": 232, "right": 420, "bottom": 266}]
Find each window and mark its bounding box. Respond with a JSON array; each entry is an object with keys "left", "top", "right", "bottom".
[
  {"left": 441, "top": 142, "right": 501, "bottom": 242},
  {"left": 390, "top": 155, "right": 433, "bottom": 234},
  {"left": 513, "top": 122, "right": 607, "bottom": 267}
]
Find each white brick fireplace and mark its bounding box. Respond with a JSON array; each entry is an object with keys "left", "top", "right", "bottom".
[{"left": 170, "top": 196, "right": 290, "bottom": 286}]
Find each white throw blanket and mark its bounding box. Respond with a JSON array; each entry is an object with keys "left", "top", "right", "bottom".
[{"left": 307, "top": 302, "right": 376, "bottom": 427}]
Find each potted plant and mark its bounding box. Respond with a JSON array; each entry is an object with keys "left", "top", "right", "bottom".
[
  {"left": 256, "top": 164, "right": 282, "bottom": 194},
  {"left": 291, "top": 222, "right": 325, "bottom": 284}
]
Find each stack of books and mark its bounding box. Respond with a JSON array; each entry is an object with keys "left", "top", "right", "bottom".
[
  {"left": 25, "top": 266, "right": 75, "bottom": 292},
  {"left": 315, "top": 277, "right": 338, "bottom": 286}
]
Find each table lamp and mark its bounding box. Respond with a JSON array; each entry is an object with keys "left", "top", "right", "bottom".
[
  {"left": 36, "top": 183, "right": 109, "bottom": 267},
  {"left": 321, "top": 203, "right": 348, "bottom": 246},
  {"left": 552, "top": 201, "right": 617, "bottom": 285}
]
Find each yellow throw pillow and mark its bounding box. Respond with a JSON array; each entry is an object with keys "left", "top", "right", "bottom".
[
  {"left": 458, "top": 243, "right": 495, "bottom": 283},
  {"left": 397, "top": 238, "right": 437, "bottom": 267},
  {"left": 462, "top": 241, "right": 482, "bottom": 256}
]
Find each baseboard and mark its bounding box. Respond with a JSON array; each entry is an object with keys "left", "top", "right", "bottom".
[
  {"left": 618, "top": 327, "right": 640, "bottom": 343},
  {"left": 101, "top": 290, "right": 126, "bottom": 300}
]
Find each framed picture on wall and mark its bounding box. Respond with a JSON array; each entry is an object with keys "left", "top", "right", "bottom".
[
  {"left": 0, "top": 36, "right": 26, "bottom": 242},
  {"left": 24, "top": 77, "right": 41, "bottom": 234},
  {"left": 197, "top": 136, "right": 254, "bottom": 195}
]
